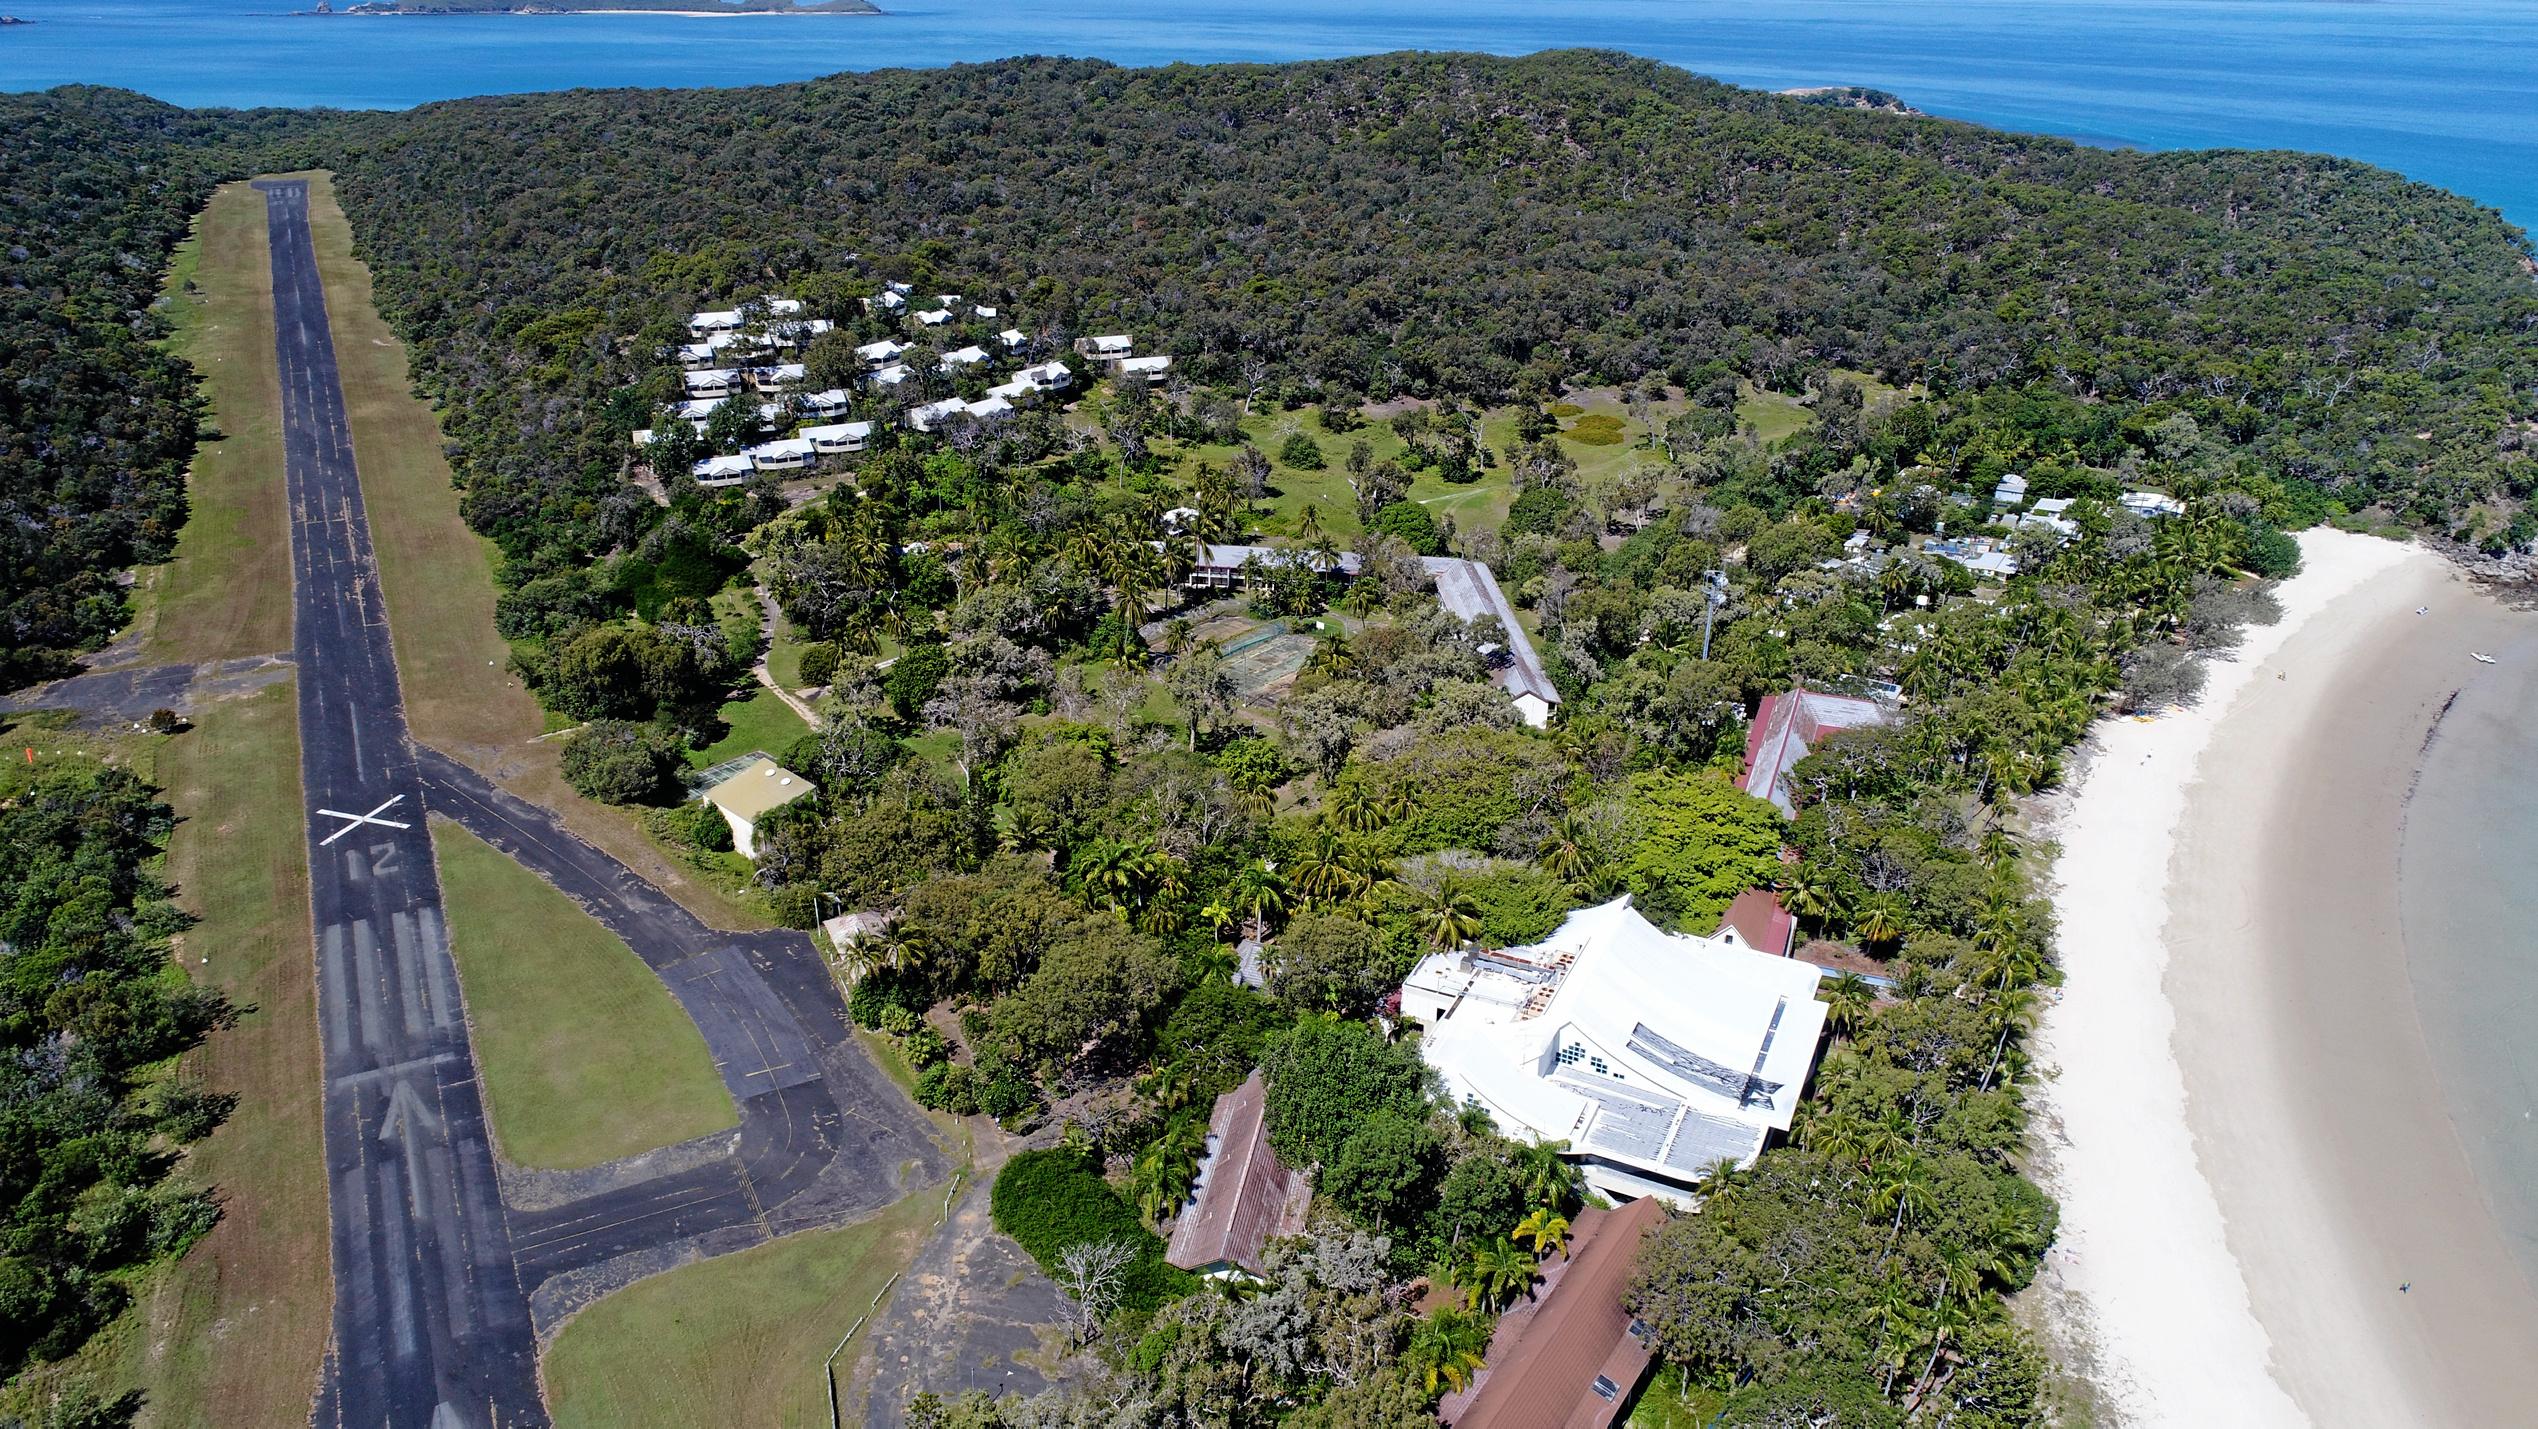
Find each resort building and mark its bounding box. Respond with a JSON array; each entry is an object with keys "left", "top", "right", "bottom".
[
  {"left": 868, "top": 363, "right": 914, "bottom": 389},
  {"left": 1182, "top": 542, "right": 1364, "bottom": 590},
  {"left": 1016, "top": 360, "right": 1074, "bottom": 392},
  {"left": 747, "top": 362, "right": 807, "bottom": 393},
  {"left": 907, "top": 397, "right": 969, "bottom": 432},
  {"left": 690, "top": 454, "right": 755, "bottom": 487},
  {"left": 683, "top": 368, "right": 739, "bottom": 399},
  {"left": 939, "top": 344, "right": 990, "bottom": 369},
  {"left": 745, "top": 437, "right": 815, "bottom": 473},
  {"left": 1163, "top": 1071, "right": 1313, "bottom": 1280},
  {"left": 1397, "top": 896, "right": 1830, "bottom": 1207},
  {"left": 914, "top": 309, "right": 953, "bottom": 327},
  {"left": 996, "top": 328, "right": 1029, "bottom": 352},
  {"left": 1741, "top": 683, "right": 1893, "bottom": 816},
  {"left": 855, "top": 338, "right": 910, "bottom": 366},
  {"left": 1441, "top": 1196, "right": 1665, "bottom": 1429},
  {"left": 1117, "top": 354, "right": 1173, "bottom": 384},
  {"left": 2121, "top": 489, "right": 2185, "bottom": 518},
  {"left": 798, "top": 388, "right": 853, "bottom": 419},
  {"left": 802, "top": 421, "right": 873, "bottom": 456},
  {"left": 1076, "top": 333, "right": 1135, "bottom": 361},
  {"left": 699, "top": 757, "right": 817, "bottom": 859},
  {"left": 1423, "top": 556, "right": 1561, "bottom": 728},
  {"left": 1990, "top": 472, "right": 2028, "bottom": 509}
]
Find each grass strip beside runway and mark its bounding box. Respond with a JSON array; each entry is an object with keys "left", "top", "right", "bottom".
[
  {"left": 431, "top": 820, "right": 736, "bottom": 1170},
  {"left": 544, "top": 1190, "right": 939, "bottom": 1429}
]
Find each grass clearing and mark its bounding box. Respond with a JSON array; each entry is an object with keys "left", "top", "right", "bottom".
[
  {"left": 544, "top": 1189, "right": 942, "bottom": 1429},
  {"left": 293, "top": 172, "right": 765, "bottom": 930},
  {"left": 431, "top": 819, "right": 734, "bottom": 1170},
  {"left": 1738, "top": 380, "right": 1816, "bottom": 444},
  {"left": 688, "top": 685, "right": 811, "bottom": 770}
]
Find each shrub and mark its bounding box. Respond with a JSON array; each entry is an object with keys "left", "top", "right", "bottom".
[
  {"left": 885, "top": 642, "right": 951, "bottom": 720},
  {"left": 2243, "top": 523, "right": 2302, "bottom": 578},
  {"left": 1365, "top": 500, "right": 1442, "bottom": 556},
  {"left": 990, "top": 1148, "right": 1194, "bottom": 1312},
  {"left": 687, "top": 800, "right": 734, "bottom": 851},
  {"left": 559, "top": 719, "right": 686, "bottom": 804},
  {"left": 1564, "top": 412, "right": 1626, "bottom": 445},
  {"left": 1503, "top": 484, "right": 1570, "bottom": 538},
  {"left": 1278, "top": 431, "right": 1327, "bottom": 469},
  {"left": 915, "top": 1061, "right": 977, "bottom": 1114},
  {"left": 796, "top": 641, "right": 842, "bottom": 688}
]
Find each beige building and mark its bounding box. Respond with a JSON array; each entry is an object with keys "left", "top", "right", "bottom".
[{"left": 699, "top": 756, "right": 816, "bottom": 858}]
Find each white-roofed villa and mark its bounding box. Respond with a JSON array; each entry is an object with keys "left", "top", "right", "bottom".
[{"left": 1398, "top": 895, "right": 1831, "bottom": 1207}]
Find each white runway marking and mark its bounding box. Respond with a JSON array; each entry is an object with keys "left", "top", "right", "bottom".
[{"left": 319, "top": 792, "right": 411, "bottom": 844}]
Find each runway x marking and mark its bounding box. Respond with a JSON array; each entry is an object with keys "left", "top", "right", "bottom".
[{"left": 319, "top": 793, "right": 413, "bottom": 846}]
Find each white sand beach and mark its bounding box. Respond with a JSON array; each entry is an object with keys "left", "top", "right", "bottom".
[{"left": 2034, "top": 529, "right": 2538, "bottom": 1426}]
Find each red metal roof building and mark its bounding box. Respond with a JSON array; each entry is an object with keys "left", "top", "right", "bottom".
[
  {"left": 1717, "top": 887, "right": 1797, "bottom": 960},
  {"left": 1163, "top": 1071, "right": 1312, "bottom": 1278},
  {"left": 1740, "top": 684, "right": 1892, "bottom": 815},
  {"left": 1449, "top": 1195, "right": 1668, "bottom": 1429}
]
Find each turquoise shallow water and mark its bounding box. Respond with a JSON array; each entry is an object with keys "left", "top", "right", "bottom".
[{"left": 1, "top": 0, "right": 2534, "bottom": 229}]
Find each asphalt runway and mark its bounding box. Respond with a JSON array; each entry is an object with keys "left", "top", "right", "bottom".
[
  {"left": 256, "top": 180, "right": 947, "bottom": 1425},
  {"left": 260, "top": 180, "right": 545, "bottom": 1428}
]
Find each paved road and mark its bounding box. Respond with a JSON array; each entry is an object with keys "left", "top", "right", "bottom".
[
  {"left": 257, "top": 180, "right": 948, "bottom": 1425},
  {"left": 416, "top": 749, "right": 944, "bottom": 1308},
  {"left": 261, "top": 180, "right": 545, "bottom": 1429}
]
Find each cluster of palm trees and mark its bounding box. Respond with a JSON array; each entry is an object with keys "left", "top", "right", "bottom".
[{"left": 1065, "top": 836, "right": 1193, "bottom": 934}]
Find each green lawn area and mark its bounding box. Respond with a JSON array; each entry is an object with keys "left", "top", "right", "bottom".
[
  {"left": 1626, "top": 1366, "right": 1729, "bottom": 1428},
  {"left": 688, "top": 685, "right": 812, "bottom": 770},
  {"left": 1737, "top": 380, "right": 1816, "bottom": 444},
  {"left": 544, "top": 1189, "right": 942, "bottom": 1428},
  {"left": 432, "top": 820, "right": 735, "bottom": 1169}
]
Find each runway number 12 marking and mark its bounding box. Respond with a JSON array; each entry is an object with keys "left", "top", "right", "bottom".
[{"left": 317, "top": 793, "right": 412, "bottom": 847}]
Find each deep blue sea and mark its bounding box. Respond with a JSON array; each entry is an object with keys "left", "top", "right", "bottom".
[{"left": 1, "top": 0, "right": 2533, "bottom": 230}]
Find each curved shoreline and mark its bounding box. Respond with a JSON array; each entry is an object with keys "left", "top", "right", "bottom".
[{"left": 2035, "top": 530, "right": 2538, "bottom": 1425}]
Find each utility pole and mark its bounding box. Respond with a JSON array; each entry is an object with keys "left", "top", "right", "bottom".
[{"left": 1699, "top": 568, "right": 1729, "bottom": 661}]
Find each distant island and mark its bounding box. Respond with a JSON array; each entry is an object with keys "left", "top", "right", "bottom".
[{"left": 303, "top": 0, "right": 876, "bottom": 14}]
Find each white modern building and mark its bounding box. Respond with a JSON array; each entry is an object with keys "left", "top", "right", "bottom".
[
  {"left": 1399, "top": 897, "right": 1829, "bottom": 1207},
  {"left": 684, "top": 368, "right": 739, "bottom": 398},
  {"left": 855, "top": 338, "right": 910, "bottom": 366},
  {"left": 2121, "top": 489, "right": 2185, "bottom": 518},
  {"left": 691, "top": 453, "right": 755, "bottom": 486},
  {"left": 1118, "top": 354, "right": 1173, "bottom": 384},
  {"left": 746, "top": 438, "right": 815, "bottom": 473},
  {"left": 939, "top": 344, "right": 990, "bottom": 369}
]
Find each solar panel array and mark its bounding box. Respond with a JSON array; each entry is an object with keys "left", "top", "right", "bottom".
[{"left": 1627, "top": 1021, "right": 1783, "bottom": 1106}]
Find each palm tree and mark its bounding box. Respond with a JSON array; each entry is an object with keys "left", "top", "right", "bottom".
[
  {"left": 1328, "top": 781, "right": 1387, "bottom": 835},
  {"left": 1871, "top": 1149, "right": 1938, "bottom": 1251},
  {"left": 1290, "top": 829, "right": 1362, "bottom": 905},
  {"left": 1801, "top": 1107, "right": 1874, "bottom": 1169},
  {"left": 1776, "top": 864, "right": 1846, "bottom": 936},
  {"left": 1304, "top": 634, "right": 1356, "bottom": 679},
  {"left": 1465, "top": 1238, "right": 1536, "bottom": 1309},
  {"left": 1297, "top": 502, "right": 1324, "bottom": 543},
  {"left": 1404, "top": 1308, "right": 1489, "bottom": 1394},
  {"left": 1231, "top": 859, "right": 1290, "bottom": 937},
  {"left": 1533, "top": 814, "right": 1594, "bottom": 884},
  {"left": 1414, "top": 876, "right": 1484, "bottom": 952},
  {"left": 1511, "top": 1207, "right": 1571, "bottom": 1260},
  {"left": 1854, "top": 899, "right": 1905, "bottom": 954},
  {"left": 1822, "top": 971, "right": 1876, "bottom": 1041},
  {"left": 1132, "top": 1117, "right": 1208, "bottom": 1223},
  {"left": 1510, "top": 1138, "right": 1581, "bottom": 1214},
  {"left": 1694, "top": 1156, "right": 1742, "bottom": 1204},
  {"left": 1342, "top": 579, "right": 1382, "bottom": 622}
]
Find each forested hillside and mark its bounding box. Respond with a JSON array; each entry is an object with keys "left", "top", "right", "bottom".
[
  {"left": 322, "top": 49, "right": 2538, "bottom": 568},
  {"left": 0, "top": 90, "right": 219, "bottom": 687}
]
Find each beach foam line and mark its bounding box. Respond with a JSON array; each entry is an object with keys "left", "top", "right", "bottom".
[{"left": 2032, "top": 527, "right": 2415, "bottom": 1427}]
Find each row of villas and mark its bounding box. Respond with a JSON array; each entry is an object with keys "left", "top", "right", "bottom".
[{"left": 645, "top": 291, "right": 1122, "bottom": 485}]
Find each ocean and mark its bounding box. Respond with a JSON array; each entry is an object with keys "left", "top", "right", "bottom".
[{"left": 2, "top": 0, "right": 2534, "bottom": 231}]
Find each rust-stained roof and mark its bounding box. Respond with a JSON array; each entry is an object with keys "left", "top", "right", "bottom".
[
  {"left": 1453, "top": 1195, "right": 1666, "bottom": 1429},
  {"left": 1719, "top": 888, "right": 1796, "bottom": 959},
  {"left": 1163, "top": 1071, "right": 1311, "bottom": 1277}
]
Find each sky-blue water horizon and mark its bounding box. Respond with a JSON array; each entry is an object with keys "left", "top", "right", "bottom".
[{"left": 3, "top": 0, "right": 2534, "bottom": 232}]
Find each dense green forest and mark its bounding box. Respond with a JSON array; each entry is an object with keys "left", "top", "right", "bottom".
[
  {"left": 0, "top": 90, "right": 218, "bottom": 688},
  {"left": 315, "top": 50, "right": 2538, "bottom": 573},
  {"left": 0, "top": 763, "right": 236, "bottom": 1394}
]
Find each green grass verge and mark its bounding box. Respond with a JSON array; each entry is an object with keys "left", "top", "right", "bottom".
[
  {"left": 688, "top": 686, "right": 811, "bottom": 771},
  {"left": 432, "top": 820, "right": 734, "bottom": 1169},
  {"left": 1738, "top": 381, "right": 1816, "bottom": 444},
  {"left": 544, "top": 1190, "right": 943, "bottom": 1428}
]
